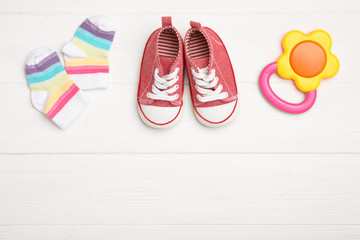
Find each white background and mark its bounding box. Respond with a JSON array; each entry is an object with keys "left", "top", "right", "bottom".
[{"left": 1, "top": 0, "right": 360, "bottom": 239}]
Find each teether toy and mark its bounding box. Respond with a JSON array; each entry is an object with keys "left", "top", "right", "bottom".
[{"left": 259, "top": 30, "right": 339, "bottom": 114}]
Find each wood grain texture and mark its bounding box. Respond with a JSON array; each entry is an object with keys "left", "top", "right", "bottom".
[
  {"left": 1, "top": 154, "right": 360, "bottom": 225},
  {"left": 1, "top": 0, "right": 360, "bottom": 239},
  {"left": 2, "top": 13, "right": 359, "bottom": 85},
  {"left": 0, "top": 0, "right": 359, "bottom": 13},
  {"left": 0, "top": 82, "right": 359, "bottom": 153},
  {"left": 1, "top": 225, "right": 360, "bottom": 240}
]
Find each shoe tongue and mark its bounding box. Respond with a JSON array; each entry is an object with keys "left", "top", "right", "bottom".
[
  {"left": 155, "top": 55, "right": 179, "bottom": 82},
  {"left": 159, "top": 55, "right": 177, "bottom": 75},
  {"left": 154, "top": 55, "right": 165, "bottom": 77},
  {"left": 193, "top": 57, "right": 209, "bottom": 70}
]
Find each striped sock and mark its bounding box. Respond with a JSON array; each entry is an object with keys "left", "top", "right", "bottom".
[
  {"left": 25, "top": 47, "right": 89, "bottom": 129},
  {"left": 62, "top": 16, "right": 116, "bottom": 89}
]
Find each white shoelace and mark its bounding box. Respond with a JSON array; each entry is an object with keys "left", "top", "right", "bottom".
[
  {"left": 147, "top": 67, "right": 180, "bottom": 101},
  {"left": 191, "top": 67, "right": 228, "bottom": 103}
]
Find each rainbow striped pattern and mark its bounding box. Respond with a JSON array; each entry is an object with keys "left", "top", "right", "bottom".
[
  {"left": 65, "top": 18, "right": 115, "bottom": 77},
  {"left": 26, "top": 52, "right": 80, "bottom": 120}
]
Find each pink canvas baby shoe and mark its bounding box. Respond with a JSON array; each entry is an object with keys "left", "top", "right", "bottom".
[
  {"left": 137, "top": 17, "right": 184, "bottom": 128},
  {"left": 184, "top": 21, "right": 238, "bottom": 127}
]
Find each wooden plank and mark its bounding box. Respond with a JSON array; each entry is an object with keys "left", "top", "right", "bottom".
[
  {"left": 0, "top": 0, "right": 359, "bottom": 13},
  {"left": 0, "top": 154, "right": 359, "bottom": 225},
  {"left": 0, "top": 82, "right": 359, "bottom": 153},
  {"left": 1, "top": 1, "right": 359, "bottom": 239},
  {"left": 1, "top": 13, "right": 359, "bottom": 84},
  {"left": 1, "top": 225, "right": 360, "bottom": 240}
]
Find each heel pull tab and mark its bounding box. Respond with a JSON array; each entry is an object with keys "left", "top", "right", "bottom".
[
  {"left": 190, "top": 21, "right": 201, "bottom": 28},
  {"left": 162, "top": 16, "right": 172, "bottom": 27}
]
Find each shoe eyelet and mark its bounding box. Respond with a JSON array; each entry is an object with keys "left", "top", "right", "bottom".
[
  {"left": 146, "top": 93, "right": 150, "bottom": 98},
  {"left": 176, "top": 76, "right": 179, "bottom": 80}
]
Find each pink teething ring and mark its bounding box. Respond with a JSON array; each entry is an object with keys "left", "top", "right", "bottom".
[{"left": 259, "top": 62, "right": 317, "bottom": 114}]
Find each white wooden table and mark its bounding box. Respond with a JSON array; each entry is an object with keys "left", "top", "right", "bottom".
[{"left": 1, "top": 0, "right": 360, "bottom": 239}]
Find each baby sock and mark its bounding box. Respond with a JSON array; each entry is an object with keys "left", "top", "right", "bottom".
[
  {"left": 62, "top": 16, "right": 116, "bottom": 89},
  {"left": 25, "top": 47, "right": 89, "bottom": 129}
]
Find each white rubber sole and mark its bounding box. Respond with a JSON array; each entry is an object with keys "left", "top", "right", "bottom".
[
  {"left": 193, "top": 100, "right": 239, "bottom": 128},
  {"left": 137, "top": 104, "right": 183, "bottom": 129}
]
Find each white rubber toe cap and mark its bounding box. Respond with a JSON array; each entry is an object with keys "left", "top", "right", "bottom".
[
  {"left": 139, "top": 104, "right": 181, "bottom": 128},
  {"left": 195, "top": 101, "right": 237, "bottom": 127}
]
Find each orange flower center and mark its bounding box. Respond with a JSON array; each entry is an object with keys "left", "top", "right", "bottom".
[{"left": 290, "top": 41, "right": 326, "bottom": 78}]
